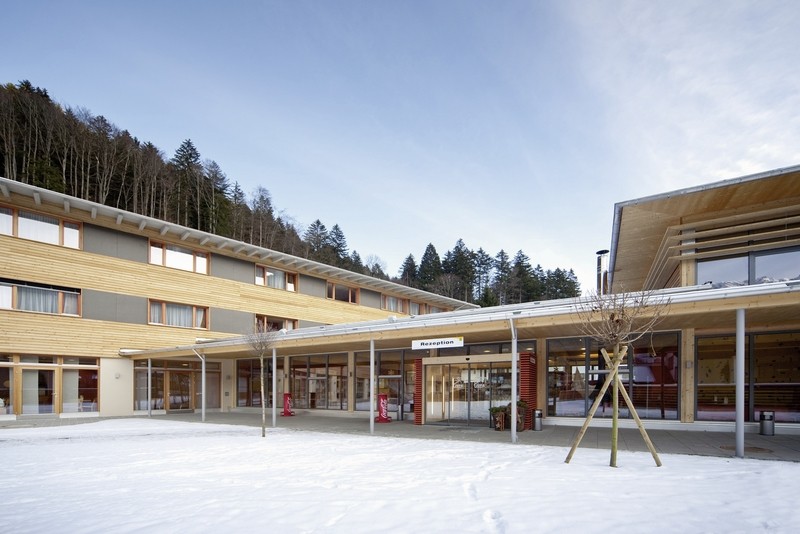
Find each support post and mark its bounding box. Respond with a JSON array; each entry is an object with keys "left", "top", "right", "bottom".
[
  {"left": 736, "top": 308, "right": 745, "bottom": 458},
  {"left": 192, "top": 349, "right": 206, "bottom": 422},
  {"left": 509, "top": 318, "right": 518, "bottom": 444},
  {"left": 272, "top": 347, "right": 277, "bottom": 428},
  {"left": 370, "top": 338, "right": 375, "bottom": 435},
  {"left": 147, "top": 358, "right": 152, "bottom": 417}
]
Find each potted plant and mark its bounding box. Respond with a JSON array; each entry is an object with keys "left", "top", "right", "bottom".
[
  {"left": 489, "top": 406, "right": 506, "bottom": 431},
  {"left": 506, "top": 400, "right": 528, "bottom": 431}
]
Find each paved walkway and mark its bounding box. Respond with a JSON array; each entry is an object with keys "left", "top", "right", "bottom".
[{"left": 4, "top": 411, "right": 800, "bottom": 462}]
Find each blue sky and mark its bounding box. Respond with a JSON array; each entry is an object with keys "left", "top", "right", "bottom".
[{"left": 3, "top": 1, "right": 799, "bottom": 291}]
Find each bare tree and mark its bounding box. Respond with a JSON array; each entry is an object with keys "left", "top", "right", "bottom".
[
  {"left": 246, "top": 326, "right": 280, "bottom": 438},
  {"left": 566, "top": 289, "right": 670, "bottom": 467}
]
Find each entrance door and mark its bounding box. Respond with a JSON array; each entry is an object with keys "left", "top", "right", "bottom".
[
  {"left": 426, "top": 361, "right": 513, "bottom": 426},
  {"left": 308, "top": 377, "right": 327, "bottom": 408},
  {"left": 168, "top": 371, "right": 192, "bottom": 410},
  {"left": 22, "top": 369, "right": 54, "bottom": 414}
]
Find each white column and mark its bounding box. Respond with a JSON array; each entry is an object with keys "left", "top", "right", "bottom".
[
  {"left": 735, "top": 308, "right": 745, "bottom": 458},
  {"left": 510, "top": 318, "right": 518, "bottom": 444},
  {"left": 272, "top": 347, "right": 278, "bottom": 428},
  {"left": 370, "top": 338, "right": 375, "bottom": 435}
]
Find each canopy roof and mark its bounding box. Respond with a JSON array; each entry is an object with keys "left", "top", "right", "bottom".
[{"left": 609, "top": 164, "right": 800, "bottom": 291}]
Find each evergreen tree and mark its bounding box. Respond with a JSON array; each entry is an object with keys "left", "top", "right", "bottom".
[
  {"left": 545, "top": 268, "right": 581, "bottom": 299},
  {"left": 473, "top": 247, "right": 494, "bottom": 301},
  {"left": 493, "top": 250, "right": 512, "bottom": 305},
  {"left": 303, "top": 219, "right": 329, "bottom": 259},
  {"left": 170, "top": 139, "right": 202, "bottom": 228},
  {"left": 329, "top": 224, "right": 349, "bottom": 266},
  {"left": 442, "top": 239, "right": 475, "bottom": 303},
  {"left": 398, "top": 254, "right": 418, "bottom": 287},
  {"left": 417, "top": 243, "right": 442, "bottom": 291}
]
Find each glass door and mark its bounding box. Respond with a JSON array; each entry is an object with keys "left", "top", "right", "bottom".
[
  {"left": 426, "top": 362, "right": 502, "bottom": 426},
  {"left": 22, "top": 369, "right": 54, "bottom": 414},
  {"left": 168, "top": 371, "right": 192, "bottom": 410}
]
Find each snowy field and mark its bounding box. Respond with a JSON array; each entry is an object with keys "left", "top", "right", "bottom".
[{"left": 2, "top": 419, "right": 798, "bottom": 533}]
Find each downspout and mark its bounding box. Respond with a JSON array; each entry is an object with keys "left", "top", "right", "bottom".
[
  {"left": 192, "top": 349, "right": 206, "bottom": 423},
  {"left": 509, "top": 317, "right": 518, "bottom": 444}
]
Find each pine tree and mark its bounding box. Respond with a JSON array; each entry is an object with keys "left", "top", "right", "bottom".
[
  {"left": 398, "top": 254, "right": 418, "bottom": 287},
  {"left": 418, "top": 243, "right": 442, "bottom": 291}
]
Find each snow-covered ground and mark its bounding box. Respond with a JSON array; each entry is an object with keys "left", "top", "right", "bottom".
[{"left": 2, "top": 419, "right": 798, "bottom": 533}]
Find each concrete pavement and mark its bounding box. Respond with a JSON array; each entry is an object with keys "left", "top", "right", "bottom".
[{"left": 3, "top": 410, "right": 799, "bottom": 462}]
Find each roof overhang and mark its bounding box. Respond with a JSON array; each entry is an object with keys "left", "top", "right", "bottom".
[
  {"left": 608, "top": 164, "right": 800, "bottom": 291},
  {"left": 0, "top": 177, "right": 476, "bottom": 311},
  {"left": 121, "top": 281, "right": 800, "bottom": 361}
]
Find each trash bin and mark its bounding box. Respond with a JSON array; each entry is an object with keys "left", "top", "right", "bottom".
[
  {"left": 533, "top": 409, "right": 543, "bottom": 431},
  {"left": 760, "top": 411, "right": 775, "bottom": 436}
]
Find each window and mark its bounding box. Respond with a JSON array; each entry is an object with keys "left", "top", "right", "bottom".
[
  {"left": 327, "top": 282, "right": 358, "bottom": 304},
  {"left": 255, "top": 266, "right": 297, "bottom": 291},
  {"left": 149, "top": 241, "right": 208, "bottom": 274},
  {"left": 149, "top": 300, "right": 208, "bottom": 329},
  {"left": 255, "top": 314, "right": 297, "bottom": 332},
  {"left": 0, "top": 279, "right": 80, "bottom": 315},
  {"left": 698, "top": 248, "right": 800, "bottom": 288},
  {"left": 0, "top": 206, "right": 81, "bottom": 249},
  {"left": 382, "top": 295, "right": 408, "bottom": 313}
]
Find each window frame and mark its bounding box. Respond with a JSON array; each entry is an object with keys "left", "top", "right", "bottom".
[
  {"left": 149, "top": 240, "right": 209, "bottom": 275},
  {"left": 0, "top": 205, "right": 82, "bottom": 249},
  {"left": 255, "top": 265, "right": 298, "bottom": 292},
  {"left": 0, "top": 279, "right": 81, "bottom": 316},
  {"left": 255, "top": 314, "right": 298, "bottom": 332},
  {"left": 327, "top": 282, "right": 359, "bottom": 304},
  {"left": 148, "top": 299, "right": 209, "bottom": 329},
  {"left": 382, "top": 295, "right": 409, "bottom": 314}
]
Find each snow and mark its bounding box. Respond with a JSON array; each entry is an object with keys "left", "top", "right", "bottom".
[{"left": 2, "top": 419, "right": 798, "bottom": 533}]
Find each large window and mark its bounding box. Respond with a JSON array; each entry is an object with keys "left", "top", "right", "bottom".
[
  {"left": 697, "top": 331, "right": 800, "bottom": 423},
  {"left": 0, "top": 206, "right": 80, "bottom": 249},
  {"left": 547, "top": 333, "right": 680, "bottom": 420},
  {"left": 327, "top": 282, "right": 358, "bottom": 304},
  {"left": 255, "top": 266, "right": 297, "bottom": 291},
  {"left": 149, "top": 241, "right": 208, "bottom": 274},
  {"left": 0, "top": 355, "right": 98, "bottom": 415},
  {"left": 290, "top": 354, "right": 348, "bottom": 410},
  {"left": 0, "top": 279, "right": 80, "bottom": 315},
  {"left": 698, "top": 247, "right": 800, "bottom": 288},
  {"left": 149, "top": 300, "right": 208, "bottom": 329}
]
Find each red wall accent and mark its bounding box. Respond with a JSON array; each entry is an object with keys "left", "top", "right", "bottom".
[{"left": 414, "top": 358, "right": 423, "bottom": 425}]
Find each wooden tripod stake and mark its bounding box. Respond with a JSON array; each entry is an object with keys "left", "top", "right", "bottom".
[{"left": 564, "top": 345, "right": 662, "bottom": 467}]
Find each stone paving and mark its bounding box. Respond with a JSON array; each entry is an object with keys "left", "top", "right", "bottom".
[{"left": 3, "top": 410, "right": 799, "bottom": 462}]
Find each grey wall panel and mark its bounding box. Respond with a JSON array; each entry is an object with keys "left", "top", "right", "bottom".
[
  {"left": 211, "top": 308, "right": 253, "bottom": 335},
  {"left": 299, "top": 274, "right": 326, "bottom": 298},
  {"left": 360, "top": 289, "right": 381, "bottom": 309},
  {"left": 298, "top": 319, "right": 325, "bottom": 328},
  {"left": 211, "top": 254, "right": 253, "bottom": 284},
  {"left": 83, "top": 224, "right": 148, "bottom": 262},
  {"left": 82, "top": 290, "right": 147, "bottom": 324}
]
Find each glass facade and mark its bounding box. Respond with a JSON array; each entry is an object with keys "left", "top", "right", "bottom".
[
  {"left": 696, "top": 331, "right": 800, "bottom": 423},
  {"left": 547, "top": 333, "right": 680, "bottom": 420},
  {"left": 134, "top": 360, "right": 220, "bottom": 411},
  {"left": 0, "top": 356, "right": 98, "bottom": 415},
  {"left": 697, "top": 247, "right": 800, "bottom": 288},
  {"left": 290, "top": 354, "right": 347, "bottom": 410}
]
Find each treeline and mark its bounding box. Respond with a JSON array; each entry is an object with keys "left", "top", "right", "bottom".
[{"left": 0, "top": 80, "right": 580, "bottom": 305}]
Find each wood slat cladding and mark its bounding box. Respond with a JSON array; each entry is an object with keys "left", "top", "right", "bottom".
[
  {"left": 612, "top": 167, "right": 800, "bottom": 291},
  {"left": 644, "top": 203, "right": 800, "bottom": 289},
  {"left": 1, "top": 234, "right": 396, "bottom": 329}
]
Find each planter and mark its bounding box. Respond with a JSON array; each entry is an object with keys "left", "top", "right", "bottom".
[{"left": 489, "top": 409, "right": 506, "bottom": 431}]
